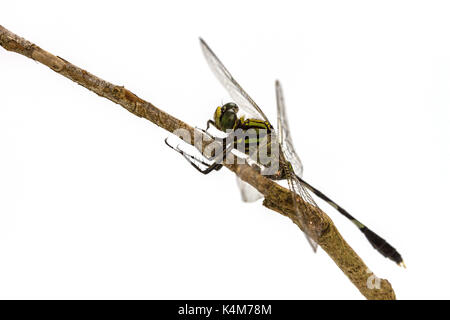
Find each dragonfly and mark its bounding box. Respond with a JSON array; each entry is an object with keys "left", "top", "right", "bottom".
[{"left": 166, "top": 38, "right": 405, "bottom": 267}]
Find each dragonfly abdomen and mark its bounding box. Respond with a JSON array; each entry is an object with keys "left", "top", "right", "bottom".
[
  {"left": 298, "top": 177, "right": 404, "bottom": 266},
  {"left": 360, "top": 227, "right": 403, "bottom": 265}
]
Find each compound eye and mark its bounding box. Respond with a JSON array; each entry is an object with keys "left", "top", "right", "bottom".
[
  {"left": 223, "top": 102, "right": 239, "bottom": 113},
  {"left": 221, "top": 111, "right": 237, "bottom": 130}
]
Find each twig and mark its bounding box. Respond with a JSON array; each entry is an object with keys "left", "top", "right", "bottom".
[{"left": 0, "top": 25, "right": 396, "bottom": 300}]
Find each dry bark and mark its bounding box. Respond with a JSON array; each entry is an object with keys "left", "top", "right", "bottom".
[{"left": 0, "top": 25, "right": 396, "bottom": 300}]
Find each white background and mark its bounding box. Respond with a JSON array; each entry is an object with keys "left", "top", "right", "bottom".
[{"left": 0, "top": 1, "right": 449, "bottom": 300}]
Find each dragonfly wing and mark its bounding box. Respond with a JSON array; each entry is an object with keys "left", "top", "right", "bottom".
[
  {"left": 276, "top": 81, "right": 319, "bottom": 251},
  {"left": 236, "top": 176, "right": 264, "bottom": 202},
  {"left": 200, "top": 38, "right": 270, "bottom": 122},
  {"left": 275, "top": 80, "right": 303, "bottom": 178},
  {"left": 284, "top": 164, "right": 320, "bottom": 252}
]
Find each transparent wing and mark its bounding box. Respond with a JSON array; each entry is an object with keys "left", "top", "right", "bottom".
[
  {"left": 200, "top": 38, "right": 270, "bottom": 122},
  {"left": 276, "top": 81, "right": 319, "bottom": 251},
  {"left": 236, "top": 176, "right": 264, "bottom": 203},
  {"left": 283, "top": 161, "right": 319, "bottom": 252},
  {"left": 275, "top": 80, "right": 303, "bottom": 178}
]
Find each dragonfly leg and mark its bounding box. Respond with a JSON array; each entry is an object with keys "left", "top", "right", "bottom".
[
  {"left": 193, "top": 125, "right": 228, "bottom": 161},
  {"left": 166, "top": 127, "right": 238, "bottom": 175},
  {"left": 194, "top": 125, "right": 212, "bottom": 137},
  {"left": 164, "top": 138, "right": 223, "bottom": 175},
  {"left": 183, "top": 154, "right": 223, "bottom": 174},
  {"left": 196, "top": 128, "right": 236, "bottom": 163},
  {"left": 206, "top": 120, "right": 217, "bottom": 131},
  {"left": 195, "top": 120, "right": 217, "bottom": 139}
]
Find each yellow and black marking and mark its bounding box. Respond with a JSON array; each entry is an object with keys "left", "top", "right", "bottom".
[
  {"left": 168, "top": 101, "right": 405, "bottom": 267},
  {"left": 234, "top": 118, "right": 274, "bottom": 154},
  {"left": 298, "top": 178, "right": 404, "bottom": 266}
]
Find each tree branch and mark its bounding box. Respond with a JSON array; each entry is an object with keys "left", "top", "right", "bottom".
[{"left": 0, "top": 25, "right": 396, "bottom": 300}]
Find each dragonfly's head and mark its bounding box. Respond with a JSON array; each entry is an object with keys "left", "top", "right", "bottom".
[{"left": 214, "top": 102, "right": 239, "bottom": 132}]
